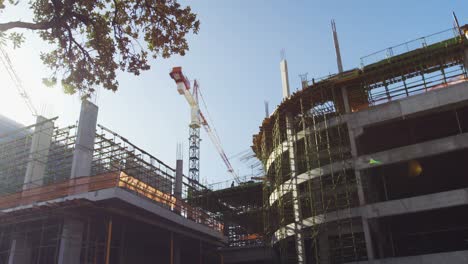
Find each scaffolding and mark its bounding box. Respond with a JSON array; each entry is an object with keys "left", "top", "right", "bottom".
[
  {"left": 0, "top": 117, "right": 75, "bottom": 194},
  {"left": 188, "top": 180, "right": 264, "bottom": 248},
  {"left": 0, "top": 118, "right": 224, "bottom": 263},
  {"left": 0, "top": 129, "right": 33, "bottom": 194},
  {"left": 259, "top": 81, "right": 364, "bottom": 263}
]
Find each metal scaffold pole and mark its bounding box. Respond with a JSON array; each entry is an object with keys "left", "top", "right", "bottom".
[
  {"left": 284, "top": 111, "right": 306, "bottom": 264},
  {"left": 272, "top": 114, "right": 287, "bottom": 263},
  {"left": 299, "top": 98, "right": 320, "bottom": 263}
]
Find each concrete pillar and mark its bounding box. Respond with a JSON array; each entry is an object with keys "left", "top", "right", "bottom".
[
  {"left": 280, "top": 59, "right": 306, "bottom": 263},
  {"left": 174, "top": 158, "right": 183, "bottom": 214},
  {"left": 280, "top": 60, "right": 291, "bottom": 99},
  {"left": 341, "top": 87, "right": 351, "bottom": 113},
  {"left": 369, "top": 220, "right": 386, "bottom": 258},
  {"left": 318, "top": 231, "right": 330, "bottom": 264},
  {"left": 173, "top": 234, "right": 181, "bottom": 264},
  {"left": 175, "top": 159, "right": 183, "bottom": 199},
  {"left": 464, "top": 48, "right": 468, "bottom": 70},
  {"left": 23, "top": 116, "right": 54, "bottom": 190},
  {"left": 332, "top": 19, "right": 344, "bottom": 74},
  {"left": 58, "top": 218, "right": 84, "bottom": 264},
  {"left": 347, "top": 127, "right": 375, "bottom": 260},
  {"left": 332, "top": 20, "right": 352, "bottom": 115},
  {"left": 360, "top": 217, "right": 375, "bottom": 260},
  {"left": 199, "top": 240, "right": 203, "bottom": 264},
  {"left": 60, "top": 101, "right": 96, "bottom": 263},
  {"left": 70, "top": 100, "right": 98, "bottom": 178},
  {"left": 8, "top": 233, "right": 32, "bottom": 264}
]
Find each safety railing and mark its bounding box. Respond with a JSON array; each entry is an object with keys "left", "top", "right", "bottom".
[
  {"left": 118, "top": 171, "right": 224, "bottom": 233},
  {"left": 360, "top": 27, "right": 460, "bottom": 67},
  {"left": 207, "top": 176, "right": 257, "bottom": 191}
]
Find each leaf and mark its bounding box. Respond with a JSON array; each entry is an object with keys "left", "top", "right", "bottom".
[
  {"left": 42, "top": 77, "right": 57, "bottom": 87},
  {"left": 8, "top": 32, "right": 24, "bottom": 49},
  {"left": 62, "top": 82, "right": 76, "bottom": 95}
]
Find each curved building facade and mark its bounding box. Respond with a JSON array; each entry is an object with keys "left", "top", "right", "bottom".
[{"left": 253, "top": 27, "right": 468, "bottom": 264}]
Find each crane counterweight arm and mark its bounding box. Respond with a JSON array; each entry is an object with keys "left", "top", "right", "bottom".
[{"left": 170, "top": 66, "right": 201, "bottom": 127}]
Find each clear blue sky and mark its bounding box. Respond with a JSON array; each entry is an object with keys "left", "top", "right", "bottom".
[{"left": 1, "top": 0, "right": 468, "bottom": 184}]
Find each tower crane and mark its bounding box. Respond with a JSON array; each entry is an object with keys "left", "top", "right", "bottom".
[{"left": 169, "top": 67, "right": 240, "bottom": 184}]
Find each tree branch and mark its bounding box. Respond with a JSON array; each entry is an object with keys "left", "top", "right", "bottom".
[
  {"left": 65, "top": 25, "right": 92, "bottom": 62},
  {"left": 70, "top": 11, "right": 91, "bottom": 26},
  {"left": 0, "top": 21, "right": 55, "bottom": 31}
]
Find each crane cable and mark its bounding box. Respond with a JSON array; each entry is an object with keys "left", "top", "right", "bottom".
[
  {"left": 0, "top": 44, "right": 38, "bottom": 116},
  {"left": 197, "top": 84, "right": 224, "bottom": 151},
  {"left": 197, "top": 83, "right": 241, "bottom": 183}
]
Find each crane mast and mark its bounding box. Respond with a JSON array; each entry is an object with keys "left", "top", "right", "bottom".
[
  {"left": 170, "top": 67, "right": 201, "bottom": 182},
  {"left": 169, "top": 67, "right": 240, "bottom": 184},
  {"left": 188, "top": 124, "right": 201, "bottom": 183},
  {"left": 188, "top": 80, "right": 201, "bottom": 183}
]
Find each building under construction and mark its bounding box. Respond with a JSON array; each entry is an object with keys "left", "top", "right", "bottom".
[
  {"left": 2, "top": 23, "right": 468, "bottom": 264},
  {"left": 252, "top": 24, "right": 468, "bottom": 263},
  {"left": 0, "top": 101, "right": 226, "bottom": 264}
]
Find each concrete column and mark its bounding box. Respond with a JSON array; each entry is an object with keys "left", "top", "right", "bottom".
[
  {"left": 173, "top": 234, "right": 181, "bottom": 264},
  {"left": 280, "top": 60, "right": 291, "bottom": 99},
  {"left": 280, "top": 59, "right": 306, "bottom": 263},
  {"left": 347, "top": 127, "right": 367, "bottom": 203},
  {"left": 58, "top": 218, "right": 84, "bottom": 264},
  {"left": 341, "top": 87, "right": 351, "bottom": 114},
  {"left": 23, "top": 116, "right": 54, "bottom": 190},
  {"left": 175, "top": 159, "right": 183, "bottom": 199},
  {"left": 8, "top": 233, "right": 32, "bottom": 264},
  {"left": 199, "top": 240, "right": 203, "bottom": 264},
  {"left": 347, "top": 127, "right": 375, "bottom": 260},
  {"left": 70, "top": 100, "right": 98, "bottom": 178},
  {"left": 360, "top": 217, "right": 375, "bottom": 260},
  {"left": 173, "top": 159, "right": 184, "bottom": 214},
  {"left": 369, "top": 219, "right": 386, "bottom": 258},
  {"left": 318, "top": 231, "right": 330, "bottom": 264},
  {"left": 170, "top": 232, "right": 181, "bottom": 264},
  {"left": 464, "top": 48, "right": 468, "bottom": 70},
  {"left": 174, "top": 158, "right": 183, "bottom": 214}
]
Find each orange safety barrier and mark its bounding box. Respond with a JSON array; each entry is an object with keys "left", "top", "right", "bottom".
[
  {"left": 0, "top": 172, "right": 224, "bottom": 233},
  {"left": 118, "top": 172, "right": 224, "bottom": 233},
  {"left": 0, "top": 172, "right": 119, "bottom": 210}
]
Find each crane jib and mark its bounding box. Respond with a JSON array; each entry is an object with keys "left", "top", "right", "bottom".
[{"left": 170, "top": 66, "right": 241, "bottom": 184}]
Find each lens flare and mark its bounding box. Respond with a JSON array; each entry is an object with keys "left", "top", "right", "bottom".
[{"left": 408, "top": 160, "right": 422, "bottom": 177}]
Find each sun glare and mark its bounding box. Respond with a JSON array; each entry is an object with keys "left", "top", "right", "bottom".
[{"left": 0, "top": 41, "right": 79, "bottom": 127}]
